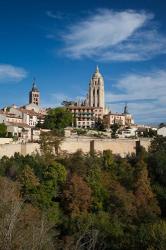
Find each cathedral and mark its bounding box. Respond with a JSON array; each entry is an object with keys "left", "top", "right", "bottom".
[{"left": 66, "top": 66, "right": 134, "bottom": 128}]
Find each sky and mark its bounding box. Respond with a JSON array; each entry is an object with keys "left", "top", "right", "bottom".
[{"left": 0, "top": 0, "right": 166, "bottom": 124}]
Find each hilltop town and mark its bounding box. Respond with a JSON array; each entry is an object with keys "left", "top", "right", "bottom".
[
  {"left": 1, "top": 1, "right": 166, "bottom": 249},
  {"left": 0, "top": 66, "right": 162, "bottom": 147}
]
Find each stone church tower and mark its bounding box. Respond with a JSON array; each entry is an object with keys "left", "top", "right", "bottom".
[
  {"left": 29, "top": 79, "right": 40, "bottom": 106},
  {"left": 88, "top": 66, "right": 105, "bottom": 109}
]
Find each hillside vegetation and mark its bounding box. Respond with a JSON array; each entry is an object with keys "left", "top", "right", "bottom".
[{"left": 0, "top": 136, "right": 166, "bottom": 250}]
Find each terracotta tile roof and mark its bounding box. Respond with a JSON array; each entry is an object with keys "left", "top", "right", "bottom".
[
  {"left": 17, "top": 108, "right": 45, "bottom": 118},
  {"left": 6, "top": 122, "right": 31, "bottom": 128}
]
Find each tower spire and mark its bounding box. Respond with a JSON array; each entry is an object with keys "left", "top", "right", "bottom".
[
  {"left": 29, "top": 78, "right": 40, "bottom": 106},
  {"left": 32, "top": 77, "right": 36, "bottom": 88},
  {"left": 124, "top": 102, "right": 129, "bottom": 114},
  {"left": 96, "top": 65, "right": 99, "bottom": 73}
]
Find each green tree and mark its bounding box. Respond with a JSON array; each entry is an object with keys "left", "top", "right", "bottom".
[
  {"left": 40, "top": 130, "right": 64, "bottom": 161},
  {"left": 44, "top": 107, "right": 72, "bottom": 130},
  {"left": 136, "top": 220, "right": 166, "bottom": 250},
  {"left": 87, "top": 165, "right": 109, "bottom": 212},
  {"left": 111, "top": 123, "right": 120, "bottom": 138},
  {"left": 36, "top": 161, "right": 67, "bottom": 222},
  {"left": 148, "top": 136, "right": 166, "bottom": 216},
  {"left": 103, "top": 150, "right": 116, "bottom": 171},
  {"left": 0, "top": 123, "right": 7, "bottom": 137},
  {"left": 18, "top": 164, "right": 40, "bottom": 201},
  {"left": 149, "top": 136, "right": 166, "bottom": 153},
  {"left": 95, "top": 118, "right": 105, "bottom": 131}
]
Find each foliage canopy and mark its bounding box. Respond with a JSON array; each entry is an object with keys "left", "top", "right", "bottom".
[{"left": 0, "top": 136, "right": 165, "bottom": 249}]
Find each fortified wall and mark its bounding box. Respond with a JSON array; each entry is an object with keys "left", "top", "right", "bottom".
[
  {"left": 61, "top": 138, "right": 151, "bottom": 157},
  {"left": 0, "top": 143, "right": 40, "bottom": 158},
  {"left": 0, "top": 138, "right": 151, "bottom": 158}
]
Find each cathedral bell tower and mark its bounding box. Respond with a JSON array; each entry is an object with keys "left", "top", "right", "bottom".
[
  {"left": 29, "top": 78, "right": 40, "bottom": 106},
  {"left": 89, "top": 66, "right": 105, "bottom": 109}
]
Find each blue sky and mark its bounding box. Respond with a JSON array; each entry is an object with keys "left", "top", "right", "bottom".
[{"left": 0, "top": 0, "right": 166, "bottom": 123}]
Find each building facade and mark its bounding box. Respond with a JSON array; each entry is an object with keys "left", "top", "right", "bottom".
[
  {"left": 68, "top": 105, "right": 104, "bottom": 129},
  {"left": 103, "top": 104, "right": 134, "bottom": 127}
]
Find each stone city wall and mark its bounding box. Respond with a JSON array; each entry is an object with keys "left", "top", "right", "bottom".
[
  {"left": 0, "top": 143, "right": 40, "bottom": 158},
  {"left": 0, "top": 138, "right": 151, "bottom": 158},
  {"left": 61, "top": 137, "right": 151, "bottom": 157},
  {"left": 0, "top": 138, "right": 13, "bottom": 144}
]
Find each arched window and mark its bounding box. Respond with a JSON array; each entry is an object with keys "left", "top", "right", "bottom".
[
  {"left": 97, "top": 89, "right": 99, "bottom": 107},
  {"left": 93, "top": 89, "right": 95, "bottom": 96}
]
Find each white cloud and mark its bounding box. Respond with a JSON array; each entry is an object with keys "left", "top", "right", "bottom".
[
  {"left": 106, "top": 70, "right": 166, "bottom": 123},
  {"left": 51, "top": 93, "right": 69, "bottom": 106},
  {"left": 0, "top": 64, "right": 27, "bottom": 82},
  {"left": 46, "top": 10, "right": 63, "bottom": 20},
  {"left": 62, "top": 9, "right": 166, "bottom": 61},
  {"left": 42, "top": 92, "right": 87, "bottom": 108},
  {"left": 42, "top": 93, "right": 70, "bottom": 108}
]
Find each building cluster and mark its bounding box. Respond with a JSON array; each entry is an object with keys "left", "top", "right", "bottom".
[
  {"left": 0, "top": 66, "right": 136, "bottom": 142},
  {"left": 0, "top": 80, "right": 46, "bottom": 142},
  {"left": 64, "top": 66, "right": 134, "bottom": 129}
]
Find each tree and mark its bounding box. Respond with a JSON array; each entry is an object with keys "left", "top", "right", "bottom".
[
  {"left": 18, "top": 164, "right": 40, "bottom": 202},
  {"left": 62, "top": 174, "right": 91, "bottom": 217},
  {"left": 87, "top": 165, "right": 110, "bottom": 212},
  {"left": 148, "top": 128, "right": 157, "bottom": 138},
  {"left": 95, "top": 118, "right": 105, "bottom": 131},
  {"left": 109, "top": 179, "right": 136, "bottom": 221},
  {"left": 110, "top": 123, "right": 120, "bottom": 138},
  {"left": 149, "top": 136, "right": 166, "bottom": 153},
  {"left": 40, "top": 130, "right": 64, "bottom": 160},
  {"left": 43, "top": 107, "right": 72, "bottom": 130},
  {"left": 36, "top": 161, "right": 67, "bottom": 222},
  {"left": 0, "top": 123, "right": 7, "bottom": 137},
  {"left": 102, "top": 150, "right": 116, "bottom": 170},
  {"left": 148, "top": 136, "right": 166, "bottom": 216},
  {"left": 134, "top": 160, "right": 160, "bottom": 221},
  {"left": 136, "top": 220, "right": 166, "bottom": 250},
  {"left": 159, "top": 123, "right": 165, "bottom": 128},
  {"left": 0, "top": 177, "right": 54, "bottom": 250}
]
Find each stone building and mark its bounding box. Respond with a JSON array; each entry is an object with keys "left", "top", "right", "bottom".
[
  {"left": 68, "top": 105, "right": 103, "bottom": 129},
  {"left": 29, "top": 79, "right": 40, "bottom": 106},
  {"left": 103, "top": 104, "right": 134, "bottom": 127}
]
